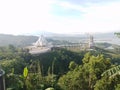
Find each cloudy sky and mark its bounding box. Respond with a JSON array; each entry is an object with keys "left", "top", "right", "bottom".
[{"left": 0, "top": 0, "right": 120, "bottom": 35}]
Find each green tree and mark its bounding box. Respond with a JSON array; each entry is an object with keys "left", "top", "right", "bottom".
[
  {"left": 94, "top": 65, "right": 120, "bottom": 90},
  {"left": 58, "top": 52, "right": 111, "bottom": 90},
  {"left": 69, "top": 61, "right": 78, "bottom": 70}
]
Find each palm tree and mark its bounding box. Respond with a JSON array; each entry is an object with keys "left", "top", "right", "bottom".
[{"left": 101, "top": 65, "right": 120, "bottom": 78}]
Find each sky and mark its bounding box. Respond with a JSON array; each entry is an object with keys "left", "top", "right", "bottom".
[{"left": 0, "top": 0, "right": 120, "bottom": 35}]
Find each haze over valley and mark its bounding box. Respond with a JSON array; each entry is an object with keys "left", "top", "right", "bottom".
[{"left": 1, "top": 0, "right": 120, "bottom": 90}]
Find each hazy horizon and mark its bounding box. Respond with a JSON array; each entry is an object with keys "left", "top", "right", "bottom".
[
  {"left": 0, "top": 0, "right": 120, "bottom": 35},
  {"left": 0, "top": 30, "right": 117, "bottom": 36}
]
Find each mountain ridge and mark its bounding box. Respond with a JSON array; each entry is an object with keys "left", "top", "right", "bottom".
[{"left": 0, "top": 32, "right": 119, "bottom": 47}]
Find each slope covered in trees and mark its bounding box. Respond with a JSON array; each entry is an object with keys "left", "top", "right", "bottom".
[{"left": 0, "top": 45, "right": 120, "bottom": 90}]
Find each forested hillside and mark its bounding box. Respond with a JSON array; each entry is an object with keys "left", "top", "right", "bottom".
[{"left": 0, "top": 45, "right": 120, "bottom": 90}]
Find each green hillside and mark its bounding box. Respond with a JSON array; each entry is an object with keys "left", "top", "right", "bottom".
[{"left": 0, "top": 34, "right": 38, "bottom": 47}]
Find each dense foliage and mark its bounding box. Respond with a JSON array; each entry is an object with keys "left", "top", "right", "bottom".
[{"left": 0, "top": 45, "right": 120, "bottom": 90}]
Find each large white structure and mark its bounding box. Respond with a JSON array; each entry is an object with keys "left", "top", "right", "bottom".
[
  {"left": 27, "top": 35, "right": 52, "bottom": 54},
  {"left": 34, "top": 35, "right": 48, "bottom": 47}
]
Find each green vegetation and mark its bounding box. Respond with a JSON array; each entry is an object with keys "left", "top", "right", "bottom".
[
  {"left": 114, "top": 32, "right": 120, "bottom": 38},
  {"left": 0, "top": 44, "right": 120, "bottom": 90}
]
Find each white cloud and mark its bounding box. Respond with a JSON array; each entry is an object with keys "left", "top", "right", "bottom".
[
  {"left": 0, "top": 0, "right": 55, "bottom": 35},
  {"left": 82, "top": 2, "right": 120, "bottom": 32},
  {"left": 0, "top": 0, "right": 120, "bottom": 35},
  {"left": 48, "top": 1, "right": 120, "bottom": 33},
  {"left": 56, "top": 1, "right": 87, "bottom": 12}
]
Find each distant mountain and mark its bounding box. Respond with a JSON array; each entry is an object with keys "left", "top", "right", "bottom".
[
  {"left": 45, "top": 32, "right": 120, "bottom": 45},
  {"left": 22, "top": 31, "right": 57, "bottom": 37},
  {"left": 0, "top": 34, "right": 38, "bottom": 47},
  {"left": 36, "top": 31, "right": 116, "bottom": 39},
  {"left": 92, "top": 32, "right": 120, "bottom": 45},
  {"left": 24, "top": 31, "right": 87, "bottom": 37},
  {"left": 93, "top": 32, "right": 115, "bottom": 39},
  {"left": 0, "top": 32, "right": 119, "bottom": 47}
]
